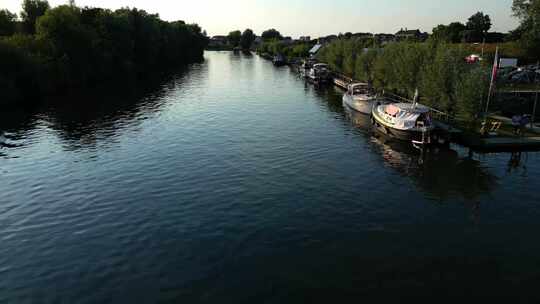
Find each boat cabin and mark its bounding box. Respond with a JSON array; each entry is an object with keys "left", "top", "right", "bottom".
[
  {"left": 347, "top": 83, "right": 373, "bottom": 96},
  {"left": 313, "top": 63, "right": 329, "bottom": 71},
  {"left": 381, "top": 103, "right": 432, "bottom": 130}
]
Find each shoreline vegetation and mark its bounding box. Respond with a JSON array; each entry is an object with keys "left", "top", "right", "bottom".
[
  {"left": 249, "top": 3, "right": 539, "bottom": 127},
  {"left": 0, "top": 0, "right": 208, "bottom": 106}
]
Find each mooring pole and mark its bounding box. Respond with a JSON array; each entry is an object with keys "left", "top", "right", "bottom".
[{"left": 532, "top": 61, "right": 539, "bottom": 128}]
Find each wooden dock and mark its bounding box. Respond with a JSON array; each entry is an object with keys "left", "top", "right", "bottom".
[
  {"left": 333, "top": 73, "right": 353, "bottom": 90},
  {"left": 461, "top": 135, "right": 540, "bottom": 152}
]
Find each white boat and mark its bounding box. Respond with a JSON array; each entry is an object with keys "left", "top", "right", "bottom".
[
  {"left": 342, "top": 83, "right": 379, "bottom": 115},
  {"left": 372, "top": 102, "right": 434, "bottom": 143},
  {"left": 273, "top": 54, "right": 286, "bottom": 66},
  {"left": 299, "top": 59, "right": 316, "bottom": 77},
  {"left": 308, "top": 63, "right": 331, "bottom": 84}
]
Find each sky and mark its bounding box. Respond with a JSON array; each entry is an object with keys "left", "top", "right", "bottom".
[{"left": 2, "top": 0, "right": 519, "bottom": 37}]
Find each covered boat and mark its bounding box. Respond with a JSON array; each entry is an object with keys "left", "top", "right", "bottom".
[
  {"left": 342, "top": 83, "right": 379, "bottom": 115},
  {"left": 371, "top": 102, "right": 434, "bottom": 143}
]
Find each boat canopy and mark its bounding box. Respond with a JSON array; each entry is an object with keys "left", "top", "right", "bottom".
[
  {"left": 378, "top": 103, "right": 431, "bottom": 130},
  {"left": 309, "top": 44, "right": 323, "bottom": 55},
  {"left": 348, "top": 83, "right": 371, "bottom": 94},
  {"left": 313, "top": 63, "right": 328, "bottom": 69}
]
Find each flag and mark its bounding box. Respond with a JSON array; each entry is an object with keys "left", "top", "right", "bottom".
[
  {"left": 484, "top": 47, "right": 499, "bottom": 117},
  {"left": 490, "top": 47, "right": 499, "bottom": 85}
]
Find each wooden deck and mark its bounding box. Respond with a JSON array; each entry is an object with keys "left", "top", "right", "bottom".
[{"left": 462, "top": 135, "right": 540, "bottom": 151}]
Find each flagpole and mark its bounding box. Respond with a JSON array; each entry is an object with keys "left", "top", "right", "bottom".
[{"left": 484, "top": 47, "right": 499, "bottom": 119}]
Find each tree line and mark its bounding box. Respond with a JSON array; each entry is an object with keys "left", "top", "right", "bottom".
[
  {"left": 0, "top": 0, "right": 208, "bottom": 106},
  {"left": 226, "top": 29, "right": 256, "bottom": 50}
]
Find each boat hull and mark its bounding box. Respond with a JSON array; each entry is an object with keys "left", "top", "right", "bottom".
[
  {"left": 371, "top": 110, "right": 433, "bottom": 143},
  {"left": 342, "top": 94, "right": 375, "bottom": 115}
]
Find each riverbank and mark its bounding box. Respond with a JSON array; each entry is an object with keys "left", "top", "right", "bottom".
[{"left": 260, "top": 50, "right": 540, "bottom": 152}]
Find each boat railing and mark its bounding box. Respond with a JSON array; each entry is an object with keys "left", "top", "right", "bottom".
[{"left": 381, "top": 91, "right": 454, "bottom": 123}]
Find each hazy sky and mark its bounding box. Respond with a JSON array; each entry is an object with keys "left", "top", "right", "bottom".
[{"left": 3, "top": 0, "right": 519, "bottom": 37}]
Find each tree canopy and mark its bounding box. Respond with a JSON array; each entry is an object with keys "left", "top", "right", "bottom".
[
  {"left": 227, "top": 30, "right": 241, "bottom": 47},
  {"left": 512, "top": 0, "right": 540, "bottom": 60},
  {"left": 261, "top": 28, "right": 282, "bottom": 41},
  {"left": 466, "top": 12, "right": 492, "bottom": 39},
  {"left": 21, "top": 0, "right": 50, "bottom": 34},
  {"left": 0, "top": 9, "right": 17, "bottom": 36},
  {"left": 432, "top": 22, "right": 466, "bottom": 43},
  {"left": 0, "top": 3, "right": 207, "bottom": 105},
  {"left": 240, "top": 29, "right": 255, "bottom": 50}
]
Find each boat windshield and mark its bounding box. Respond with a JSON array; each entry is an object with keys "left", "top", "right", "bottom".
[{"left": 352, "top": 87, "right": 371, "bottom": 95}]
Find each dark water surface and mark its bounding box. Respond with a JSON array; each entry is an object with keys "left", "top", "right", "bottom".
[{"left": 2, "top": 51, "right": 540, "bottom": 302}]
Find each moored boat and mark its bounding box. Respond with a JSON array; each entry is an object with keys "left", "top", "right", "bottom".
[
  {"left": 371, "top": 102, "right": 434, "bottom": 144},
  {"left": 342, "top": 83, "right": 379, "bottom": 115},
  {"left": 299, "top": 58, "right": 316, "bottom": 77},
  {"left": 308, "top": 63, "right": 331, "bottom": 84},
  {"left": 273, "top": 54, "right": 287, "bottom": 66}
]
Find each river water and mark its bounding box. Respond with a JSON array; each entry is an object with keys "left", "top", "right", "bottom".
[{"left": 2, "top": 51, "right": 540, "bottom": 302}]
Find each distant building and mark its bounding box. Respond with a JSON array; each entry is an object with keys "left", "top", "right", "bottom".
[
  {"left": 395, "top": 28, "right": 428, "bottom": 41},
  {"left": 317, "top": 35, "right": 338, "bottom": 44},
  {"left": 352, "top": 32, "right": 374, "bottom": 39},
  {"left": 208, "top": 35, "right": 228, "bottom": 48},
  {"left": 374, "top": 33, "right": 396, "bottom": 44},
  {"left": 282, "top": 36, "right": 294, "bottom": 45},
  {"left": 252, "top": 36, "right": 262, "bottom": 48},
  {"left": 299, "top": 36, "right": 311, "bottom": 42}
]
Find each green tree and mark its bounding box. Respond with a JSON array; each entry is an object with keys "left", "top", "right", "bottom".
[
  {"left": 290, "top": 43, "right": 310, "bottom": 58},
  {"left": 512, "top": 0, "right": 540, "bottom": 60},
  {"left": 355, "top": 49, "right": 378, "bottom": 84},
  {"left": 455, "top": 66, "right": 490, "bottom": 123},
  {"left": 466, "top": 11, "right": 492, "bottom": 41},
  {"left": 0, "top": 9, "right": 17, "bottom": 36},
  {"left": 261, "top": 28, "right": 282, "bottom": 41},
  {"left": 419, "top": 44, "right": 468, "bottom": 112},
  {"left": 432, "top": 22, "right": 466, "bottom": 43},
  {"left": 240, "top": 29, "right": 255, "bottom": 50},
  {"left": 373, "top": 43, "right": 428, "bottom": 97},
  {"left": 227, "top": 30, "right": 241, "bottom": 47},
  {"left": 21, "top": 0, "right": 50, "bottom": 34}
]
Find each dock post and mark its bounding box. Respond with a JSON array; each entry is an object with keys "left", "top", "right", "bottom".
[{"left": 532, "top": 61, "right": 539, "bottom": 128}]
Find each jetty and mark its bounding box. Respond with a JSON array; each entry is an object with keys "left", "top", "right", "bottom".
[
  {"left": 333, "top": 73, "right": 354, "bottom": 89},
  {"left": 463, "top": 136, "right": 540, "bottom": 151}
]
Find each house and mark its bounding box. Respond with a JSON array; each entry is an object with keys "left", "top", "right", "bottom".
[
  {"left": 208, "top": 35, "right": 228, "bottom": 48},
  {"left": 317, "top": 35, "right": 338, "bottom": 44},
  {"left": 352, "top": 32, "right": 374, "bottom": 39},
  {"left": 374, "top": 33, "right": 396, "bottom": 44},
  {"left": 282, "top": 36, "right": 294, "bottom": 45},
  {"left": 252, "top": 36, "right": 262, "bottom": 48},
  {"left": 395, "top": 28, "right": 428, "bottom": 41},
  {"left": 299, "top": 36, "right": 311, "bottom": 42},
  {"left": 309, "top": 44, "right": 323, "bottom": 57}
]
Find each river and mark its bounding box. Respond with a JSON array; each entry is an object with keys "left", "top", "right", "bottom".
[{"left": 2, "top": 51, "right": 540, "bottom": 302}]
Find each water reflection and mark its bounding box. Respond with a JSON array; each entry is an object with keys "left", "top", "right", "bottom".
[
  {"left": 0, "top": 67, "right": 198, "bottom": 153},
  {"left": 343, "top": 104, "right": 498, "bottom": 202}
]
